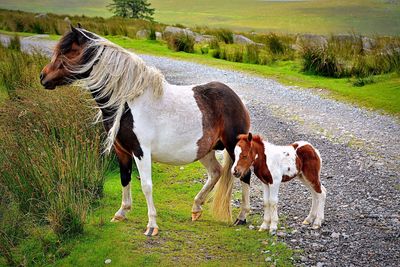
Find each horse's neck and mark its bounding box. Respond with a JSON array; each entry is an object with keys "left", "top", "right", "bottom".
[{"left": 252, "top": 141, "right": 273, "bottom": 184}]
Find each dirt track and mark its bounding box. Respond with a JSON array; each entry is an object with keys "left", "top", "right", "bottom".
[{"left": 4, "top": 34, "right": 399, "bottom": 267}]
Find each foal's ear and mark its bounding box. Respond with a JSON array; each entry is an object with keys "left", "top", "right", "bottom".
[{"left": 247, "top": 132, "right": 253, "bottom": 142}]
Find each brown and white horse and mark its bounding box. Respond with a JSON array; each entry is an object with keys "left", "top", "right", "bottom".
[
  {"left": 232, "top": 133, "right": 327, "bottom": 234},
  {"left": 40, "top": 25, "right": 251, "bottom": 236}
]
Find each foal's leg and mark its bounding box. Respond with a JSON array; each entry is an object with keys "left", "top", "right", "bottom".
[
  {"left": 313, "top": 184, "right": 326, "bottom": 229},
  {"left": 192, "top": 151, "right": 222, "bottom": 221},
  {"left": 299, "top": 176, "right": 318, "bottom": 225},
  {"left": 133, "top": 149, "right": 158, "bottom": 236},
  {"left": 111, "top": 146, "right": 133, "bottom": 222},
  {"left": 234, "top": 171, "right": 251, "bottom": 225},
  {"left": 259, "top": 183, "right": 271, "bottom": 231},
  {"left": 268, "top": 179, "right": 282, "bottom": 234}
]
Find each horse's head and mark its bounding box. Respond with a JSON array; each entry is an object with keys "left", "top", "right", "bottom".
[
  {"left": 232, "top": 133, "right": 256, "bottom": 178},
  {"left": 40, "top": 24, "right": 97, "bottom": 89}
]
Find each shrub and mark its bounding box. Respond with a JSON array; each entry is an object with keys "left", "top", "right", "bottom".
[
  {"left": 353, "top": 76, "right": 374, "bottom": 87},
  {"left": 214, "top": 28, "right": 234, "bottom": 44},
  {"left": 0, "top": 45, "right": 109, "bottom": 239},
  {"left": 8, "top": 35, "right": 21, "bottom": 51},
  {"left": 266, "top": 33, "right": 285, "bottom": 55},
  {"left": 167, "top": 33, "right": 195, "bottom": 53},
  {"left": 148, "top": 27, "right": 156, "bottom": 40},
  {"left": 200, "top": 45, "right": 209, "bottom": 54},
  {"left": 301, "top": 46, "right": 345, "bottom": 77},
  {"left": 246, "top": 44, "right": 260, "bottom": 64}
]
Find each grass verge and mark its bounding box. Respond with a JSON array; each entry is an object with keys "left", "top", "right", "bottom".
[{"left": 54, "top": 163, "right": 294, "bottom": 266}]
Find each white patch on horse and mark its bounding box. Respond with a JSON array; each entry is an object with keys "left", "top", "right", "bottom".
[
  {"left": 128, "top": 82, "right": 203, "bottom": 165},
  {"left": 231, "top": 146, "right": 242, "bottom": 174},
  {"left": 263, "top": 141, "right": 297, "bottom": 180}
]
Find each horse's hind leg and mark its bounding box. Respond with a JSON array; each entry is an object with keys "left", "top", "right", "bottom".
[
  {"left": 111, "top": 144, "right": 133, "bottom": 222},
  {"left": 192, "top": 151, "right": 222, "bottom": 221},
  {"left": 300, "top": 173, "right": 326, "bottom": 229}
]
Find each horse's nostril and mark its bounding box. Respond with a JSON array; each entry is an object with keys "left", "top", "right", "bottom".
[{"left": 40, "top": 72, "right": 45, "bottom": 82}]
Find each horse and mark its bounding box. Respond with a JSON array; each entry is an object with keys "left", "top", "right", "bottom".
[
  {"left": 39, "top": 25, "right": 251, "bottom": 236},
  {"left": 231, "top": 133, "right": 327, "bottom": 234}
]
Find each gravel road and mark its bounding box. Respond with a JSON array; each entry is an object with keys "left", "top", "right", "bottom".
[{"left": 3, "top": 35, "right": 399, "bottom": 267}]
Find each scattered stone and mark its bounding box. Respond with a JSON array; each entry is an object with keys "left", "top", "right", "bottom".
[
  {"left": 104, "top": 259, "right": 112, "bottom": 264},
  {"left": 295, "top": 34, "right": 328, "bottom": 50},
  {"left": 233, "top": 34, "right": 255, "bottom": 45},
  {"left": 136, "top": 29, "right": 150, "bottom": 39},
  {"left": 179, "top": 167, "right": 184, "bottom": 170},
  {"left": 265, "top": 257, "right": 272, "bottom": 262},
  {"left": 35, "top": 13, "right": 48, "bottom": 19},
  {"left": 248, "top": 224, "right": 255, "bottom": 230},
  {"left": 163, "top": 26, "right": 195, "bottom": 38},
  {"left": 316, "top": 262, "right": 324, "bottom": 267},
  {"left": 155, "top": 32, "right": 163, "bottom": 41}
]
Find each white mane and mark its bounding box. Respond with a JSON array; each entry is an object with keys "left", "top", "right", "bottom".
[{"left": 69, "top": 29, "right": 165, "bottom": 153}]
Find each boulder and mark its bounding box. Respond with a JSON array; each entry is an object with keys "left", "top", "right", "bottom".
[
  {"left": 233, "top": 34, "right": 255, "bottom": 45},
  {"left": 163, "top": 26, "right": 195, "bottom": 38},
  {"left": 136, "top": 29, "right": 150, "bottom": 39},
  {"left": 195, "top": 34, "right": 216, "bottom": 43},
  {"left": 295, "top": 34, "right": 328, "bottom": 50},
  {"left": 35, "top": 13, "right": 48, "bottom": 19},
  {"left": 361, "top": 37, "right": 376, "bottom": 51},
  {"left": 333, "top": 34, "right": 360, "bottom": 44},
  {"left": 155, "top": 32, "right": 163, "bottom": 41}
]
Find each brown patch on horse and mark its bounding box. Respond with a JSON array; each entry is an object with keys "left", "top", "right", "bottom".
[
  {"left": 193, "top": 82, "right": 250, "bottom": 159},
  {"left": 236, "top": 134, "right": 273, "bottom": 184},
  {"left": 296, "top": 144, "right": 322, "bottom": 193}
]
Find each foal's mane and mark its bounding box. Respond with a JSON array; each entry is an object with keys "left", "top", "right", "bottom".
[{"left": 69, "top": 29, "right": 165, "bottom": 153}]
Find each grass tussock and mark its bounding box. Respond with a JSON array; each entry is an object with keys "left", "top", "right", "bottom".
[
  {"left": 0, "top": 42, "right": 109, "bottom": 264},
  {"left": 167, "top": 33, "right": 195, "bottom": 53}
]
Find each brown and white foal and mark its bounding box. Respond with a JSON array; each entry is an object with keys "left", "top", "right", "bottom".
[{"left": 232, "top": 133, "right": 327, "bottom": 234}]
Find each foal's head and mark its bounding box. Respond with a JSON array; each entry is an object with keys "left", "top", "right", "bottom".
[
  {"left": 40, "top": 25, "right": 97, "bottom": 89},
  {"left": 232, "top": 133, "right": 258, "bottom": 178}
]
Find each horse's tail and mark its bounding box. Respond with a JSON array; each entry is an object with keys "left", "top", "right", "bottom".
[{"left": 212, "top": 150, "right": 233, "bottom": 222}]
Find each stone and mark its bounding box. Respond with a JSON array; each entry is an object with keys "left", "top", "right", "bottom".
[
  {"left": 361, "top": 37, "right": 376, "bottom": 51},
  {"left": 295, "top": 34, "right": 328, "bottom": 50},
  {"left": 195, "top": 34, "right": 216, "bottom": 43},
  {"left": 265, "top": 257, "right": 272, "bottom": 262},
  {"left": 136, "top": 29, "right": 150, "bottom": 39},
  {"left": 155, "top": 32, "right": 163, "bottom": 41},
  {"left": 164, "top": 26, "right": 196, "bottom": 38},
  {"left": 316, "top": 262, "right": 324, "bottom": 267},
  {"left": 35, "top": 13, "right": 48, "bottom": 19},
  {"left": 233, "top": 34, "right": 255, "bottom": 45},
  {"left": 105, "top": 259, "right": 112, "bottom": 264}
]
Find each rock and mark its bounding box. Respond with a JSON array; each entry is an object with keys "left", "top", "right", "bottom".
[
  {"left": 295, "top": 34, "right": 328, "bottom": 50},
  {"left": 248, "top": 224, "right": 255, "bottom": 230},
  {"left": 195, "top": 34, "right": 216, "bottom": 43},
  {"left": 136, "top": 29, "right": 150, "bottom": 39},
  {"left": 35, "top": 13, "right": 48, "bottom": 19},
  {"left": 233, "top": 34, "right": 255, "bottom": 45},
  {"left": 155, "top": 32, "right": 163, "bottom": 41},
  {"left": 361, "top": 37, "right": 376, "bottom": 51},
  {"left": 179, "top": 167, "right": 184, "bottom": 170},
  {"left": 265, "top": 257, "right": 272, "bottom": 262},
  {"left": 331, "top": 232, "right": 340, "bottom": 238},
  {"left": 277, "top": 231, "right": 286, "bottom": 237},
  {"left": 104, "top": 259, "right": 112, "bottom": 264},
  {"left": 316, "top": 262, "right": 324, "bottom": 267},
  {"left": 164, "top": 26, "right": 196, "bottom": 39},
  {"left": 300, "top": 256, "right": 307, "bottom": 262},
  {"left": 333, "top": 34, "right": 360, "bottom": 44}
]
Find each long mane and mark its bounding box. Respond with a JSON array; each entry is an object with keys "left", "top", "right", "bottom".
[{"left": 69, "top": 29, "right": 165, "bottom": 153}]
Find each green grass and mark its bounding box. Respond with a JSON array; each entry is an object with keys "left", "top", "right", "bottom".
[
  {"left": 53, "top": 163, "right": 294, "bottom": 266},
  {"left": 0, "top": 0, "right": 399, "bottom": 35},
  {"left": 105, "top": 36, "right": 400, "bottom": 116}
]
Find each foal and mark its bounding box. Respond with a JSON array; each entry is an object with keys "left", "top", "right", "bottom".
[{"left": 232, "top": 133, "right": 327, "bottom": 234}]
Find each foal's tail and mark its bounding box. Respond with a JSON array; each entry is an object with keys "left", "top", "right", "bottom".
[{"left": 212, "top": 150, "right": 234, "bottom": 222}]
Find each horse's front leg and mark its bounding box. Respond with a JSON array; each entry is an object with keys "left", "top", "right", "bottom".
[
  {"left": 111, "top": 145, "right": 133, "bottom": 222},
  {"left": 133, "top": 149, "right": 158, "bottom": 236},
  {"left": 234, "top": 171, "right": 251, "bottom": 226},
  {"left": 268, "top": 178, "right": 281, "bottom": 235}
]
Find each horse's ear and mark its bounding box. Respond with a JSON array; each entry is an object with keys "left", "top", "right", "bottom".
[
  {"left": 247, "top": 132, "right": 253, "bottom": 142},
  {"left": 77, "top": 23, "right": 82, "bottom": 28}
]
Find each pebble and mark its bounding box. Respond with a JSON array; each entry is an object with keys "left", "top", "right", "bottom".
[{"left": 104, "top": 259, "right": 112, "bottom": 264}]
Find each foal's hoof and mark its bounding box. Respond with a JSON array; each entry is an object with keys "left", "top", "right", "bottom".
[
  {"left": 144, "top": 227, "right": 159, "bottom": 237},
  {"left": 191, "top": 211, "right": 202, "bottom": 221},
  {"left": 233, "top": 218, "right": 247, "bottom": 226},
  {"left": 110, "top": 214, "right": 126, "bottom": 222},
  {"left": 312, "top": 224, "right": 321, "bottom": 230},
  {"left": 302, "top": 219, "right": 311, "bottom": 225}
]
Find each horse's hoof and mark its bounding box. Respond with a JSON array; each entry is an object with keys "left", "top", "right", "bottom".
[
  {"left": 302, "top": 219, "right": 311, "bottom": 225},
  {"left": 233, "top": 218, "right": 247, "bottom": 226},
  {"left": 191, "top": 211, "right": 202, "bottom": 221},
  {"left": 110, "top": 214, "right": 126, "bottom": 222},
  {"left": 144, "top": 227, "right": 159, "bottom": 237},
  {"left": 312, "top": 223, "right": 322, "bottom": 230}
]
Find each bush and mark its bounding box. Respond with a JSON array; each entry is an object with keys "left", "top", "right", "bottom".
[
  {"left": 167, "top": 33, "right": 195, "bottom": 53},
  {"left": 8, "top": 35, "right": 21, "bottom": 51},
  {"left": 148, "top": 27, "right": 156, "bottom": 40},
  {"left": 0, "top": 45, "right": 109, "bottom": 240},
  {"left": 214, "top": 28, "right": 234, "bottom": 44},
  {"left": 246, "top": 44, "right": 260, "bottom": 64},
  {"left": 353, "top": 76, "right": 374, "bottom": 87},
  {"left": 266, "top": 33, "right": 285, "bottom": 55},
  {"left": 301, "top": 46, "right": 345, "bottom": 77}
]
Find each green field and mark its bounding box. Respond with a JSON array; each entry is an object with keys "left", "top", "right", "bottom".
[{"left": 1, "top": 0, "right": 400, "bottom": 35}]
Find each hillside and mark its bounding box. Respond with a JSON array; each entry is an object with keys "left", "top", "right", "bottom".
[{"left": 0, "top": 0, "right": 399, "bottom": 35}]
